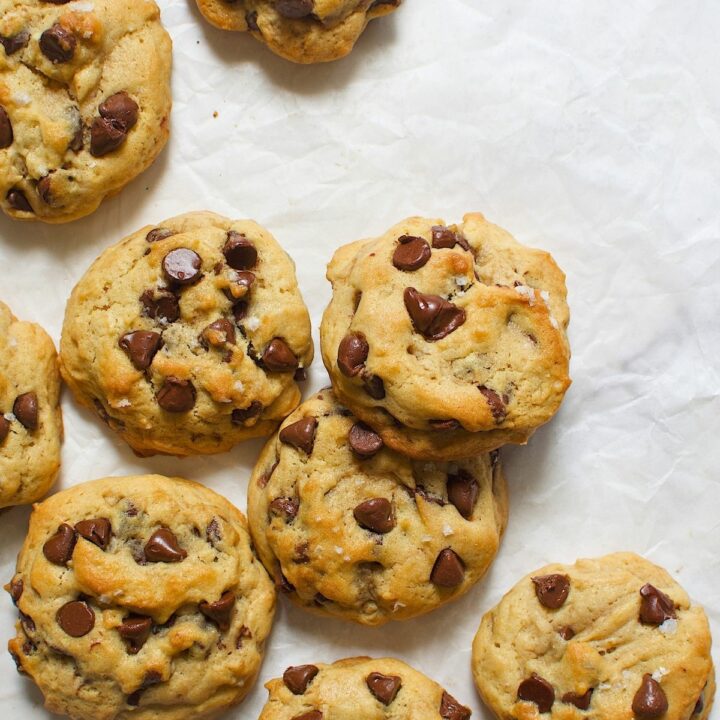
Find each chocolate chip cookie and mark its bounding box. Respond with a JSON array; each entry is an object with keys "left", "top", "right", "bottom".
[
  {"left": 247, "top": 389, "right": 507, "bottom": 625},
  {"left": 471, "top": 552, "right": 714, "bottom": 720},
  {"left": 0, "top": 0, "right": 171, "bottom": 222},
  {"left": 60, "top": 211, "right": 313, "bottom": 456},
  {"left": 0, "top": 301, "right": 62, "bottom": 508},
  {"left": 6, "top": 474, "right": 276, "bottom": 720},
  {"left": 260, "top": 656, "right": 472, "bottom": 720},
  {"left": 195, "top": 0, "right": 401, "bottom": 64},
  {"left": 321, "top": 212, "right": 571, "bottom": 460}
]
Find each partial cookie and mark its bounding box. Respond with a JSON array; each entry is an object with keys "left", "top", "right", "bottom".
[
  {"left": 6, "top": 474, "right": 276, "bottom": 720},
  {"left": 471, "top": 552, "right": 714, "bottom": 720},
  {"left": 260, "top": 656, "right": 472, "bottom": 720},
  {"left": 60, "top": 211, "right": 313, "bottom": 456},
  {"left": 321, "top": 213, "right": 571, "bottom": 460},
  {"left": 0, "top": 0, "right": 171, "bottom": 223},
  {"left": 195, "top": 0, "right": 401, "bottom": 64},
  {"left": 248, "top": 389, "right": 507, "bottom": 625},
  {"left": 0, "top": 301, "right": 62, "bottom": 508}
]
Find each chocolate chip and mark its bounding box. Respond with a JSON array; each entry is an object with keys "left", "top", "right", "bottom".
[
  {"left": 69, "top": 124, "right": 84, "bottom": 152},
  {"left": 162, "top": 248, "right": 203, "bottom": 286},
  {"left": 0, "top": 106, "right": 12, "bottom": 148},
  {"left": 393, "top": 235, "right": 431, "bottom": 271},
  {"left": 294, "top": 542, "right": 310, "bottom": 563},
  {"left": 269, "top": 497, "right": 299, "bottom": 522},
  {"left": 75, "top": 518, "right": 112, "bottom": 550},
  {"left": 119, "top": 331, "right": 162, "bottom": 370},
  {"left": 56, "top": 600, "right": 95, "bottom": 637},
  {"left": 275, "top": 0, "right": 314, "bottom": 18},
  {"left": 430, "top": 548, "right": 465, "bottom": 587},
  {"left": 262, "top": 338, "right": 298, "bottom": 372},
  {"left": 518, "top": 674, "right": 555, "bottom": 713},
  {"left": 246, "top": 10, "right": 259, "bottom": 30},
  {"left": 0, "top": 31, "right": 30, "bottom": 56},
  {"left": 90, "top": 117, "right": 126, "bottom": 156},
  {"left": 199, "top": 591, "right": 235, "bottom": 631},
  {"left": 562, "top": 689, "right": 593, "bottom": 710},
  {"left": 447, "top": 470, "right": 479, "bottom": 519},
  {"left": 13, "top": 392, "right": 38, "bottom": 429},
  {"left": 366, "top": 672, "right": 401, "bottom": 705},
  {"left": 337, "top": 333, "right": 369, "bottom": 377},
  {"left": 156, "top": 377, "right": 196, "bottom": 412},
  {"left": 20, "top": 612, "right": 35, "bottom": 633},
  {"left": 440, "top": 691, "right": 471, "bottom": 720},
  {"left": 37, "top": 175, "right": 52, "bottom": 204},
  {"left": 291, "top": 713, "right": 322, "bottom": 720},
  {"left": 233, "top": 270, "right": 256, "bottom": 292},
  {"left": 9, "top": 578, "right": 23, "bottom": 604},
  {"left": 274, "top": 564, "right": 295, "bottom": 594},
  {"left": 7, "top": 189, "right": 32, "bottom": 212},
  {"left": 144, "top": 529, "right": 187, "bottom": 563},
  {"left": 0, "top": 416, "right": 10, "bottom": 444},
  {"left": 206, "top": 518, "right": 222, "bottom": 545},
  {"left": 127, "top": 671, "right": 163, "bottom": 705},
  {"left": 532, "top": 574, "right": 570, "bottom": 610},
  {"left": 231, "top": 401, "right": 263, "bottom": 424},
  {"left": 354, "top": 498, "right": 395, "bottom": 534},
  {"left": 478, "top": 385, "right": 507, "bottom": 423},
  {"left": 694, "top": 692, "right": 705, "bottom": 715},
  {"left": 223, "top": 232, "right": 258, "bottom": 270},
  {"left": 639, "top": 584, "right": 676, "bottom": 625},
  {"left": 431, "top": 226, "right": 470, "bottom": 251},
  {"left": 40, "top": 23, "right": 76, "bottom": 63},
  {"left": 403, "top": 287, "right": 466, "bottom": 341},
  {"left": 140, "top": 288, "right": 180, "bottom": 323},
  {"left": 43, "top": 524, "right": 77, "bottom": 565},
  {"left": 283, "top": 664, "right": 319, "bottom": 694},
  {"left": 118, "top": 615, "right": 152, "bottom": 654},
  {"left": 99, "top": 92, "right": 138, "bottom": 130},
  {"left": 415, "top": 485, "right": 446, "bottom": 506},
  {"left": 557, "top": 626, "right": 575, "bottom": 640},
  {"left": 348, "top": 422, "right": 384, "bottom": 458},
  {"left": 632, "top": 675, "right": 668, "bottom": 718},
  {"left": 279, "top": 416, "right": 317, "bottom": 454},
  {"left": 429, "top": 418, "right": 461, "bottom": 431},
  {"left": 294, "top": 367, "right": 307, "bottom": 381},
  {"left": 362, "top": 373, "right": 386, "bottom": 399},
  {"left": 146, "top": 227, "right": 175, "bottom": 243},
  {"left": 200, "top": 319, "right": 235, "bottom": 348}
]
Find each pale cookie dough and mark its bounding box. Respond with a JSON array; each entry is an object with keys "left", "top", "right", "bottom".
[
  {"left": 321, "top": 213, "right": 571, "bottom": 461},
  {"left": 0, "top": 300, "right": 62, "bottom": 508},
  {"left": 248, "top": 389, "right": 508, "bottom": 625},
  {"left": 60, "top": 211, "right": 313, "bottom": 457},
  {"left": 471, "top": 552, "right": 714, "bottom": 720},
  {"left": 0, "top": 0, "right": 171, "bottom": 222},
  {"left": 195, "top": 0, "right": 401, "bottom": 64},
  {"left": 260, "top": 656, "right": 473, "bottom": 720},
  {"left": 6, "top": 474, "right": 276, "bottom": 720}
]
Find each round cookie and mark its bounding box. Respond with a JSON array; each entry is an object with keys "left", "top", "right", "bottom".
[
  {"left": 0, "top": 0, "right": 171, "bottom": 223},
  {"left": 260, "top": 656, "right": 472, "bottom": 720},
  {"left": 248, "top": 389, "right": 508, "bottom": 625},
  {"left": 0, "top": 301, "right": 62, "bottom": 508},
  {"left": 60, "top": 211, "right": 313, "bottom": 456},
  {"left": 471, "top": 552, "right": 714, "bottom": 720},
  {"left": 6, "top": 474, "right": 276, "bottom": 720},
  {"left": 321, "top": 212, "right": 571, "bottom": 460},
  {"left": 195, "top": 0, "right": 401, "bottom": 64}
]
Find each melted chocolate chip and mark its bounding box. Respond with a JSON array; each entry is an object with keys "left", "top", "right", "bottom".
[
  {"left": 440, "top": 691, "right": 471, "bottom": 720},
  {"left": 430, "top": 548, "right": 465, "bottom": 587},
  {"left": 0, "top": 31, "right": 30, "bottom": 56},
  {"left": 532, "top": 574, "right": 571, "bottom": 609},
  {"left": 0, "top": 105, "right": 12, "bottom": 148},
  {"left": 156, "top": 377, "right": 196, "bottom": 412},
  {"left": 632, "top": 674, "right": 668, "bottom": 718},
  {"left": 337, "top": 332, "right": 369, "bottom": 377},
  {"left": 13, "top": 392, "right": 38, "bottom": 430},
  {"left": 639, "top": 584, "right": 676, "bottom": 625},
  {"left": 354, "top": 498, "right": 395, "bottom": 534},
  {"left": 90, "top": 117, "right": 126, "bottom": 156},
  {"left": 223, "top": 232, "right": 257, "bottom": 270},
  {"left": 75, "top": 518, "right": 112, "bottom": 550},
  {"left": 200, "top": 318, "right": 236, "bottom": 347},
  {"left": 119, "top": 331, "right": 162, "bottom": 370},
  {"left": 431, "top": 226, "right": 470, "bottom": 251},
  {"left": 162, "top": 248, "right": 203, "bottom": 285},
  {"left": 283, "top": 664, "right": 319, "bottom": 694},
  {"left": 279, "top": 416, "right": 317, "bottom": 454},
  {"left": 447, "top": 470, "right": 479, "bottom": 519},
  {"left": 275, "top": 0, "right": 314, "bottom": 18},
  {"left": 7, "top": 189, "right": 32, "bottom": 212},
  {"left": 199, "top": 591, "right": 235, "bottom": 631},
  {"left": 0, "top": 416, "right": 9, "bottom": 443},
  {"left": 393, "top": 235, "right": 431, "bottom": 271},
  {"left": 404, "top": 287, "right": 466, "bottom": 341},
  {"left": 562, "top": 689, "right": 593, "bottom": 710},
  {"left": 362, "top": 373, "right": 386, "bottom": 399},
  {"left": 518, "top": 674, "right": 555, "bottom": 713},
  {"left": 348, "top": 422, "right": 384, "bottom": 458},
  {"left": 146, "top": 227, "right": 175, "bottom": 243},
  {"left": 232, "top": 401, "right": 263, "bottom": 424},
  {"left": 262, "top": 338, "right": 298, "bottom": 372},
  {"left": 43, "top": 524, "right": 77, "bottom": 565},
  {"left": 269, "top": 497, "right": 299, "bottom": 522},
  {"left": 99, "top": 92, "right": 138, "bottom": 130},
  {"left": 478, "top": 385, "right": 507, "bottom": 423},
  {"left": 56, "top": 600, "right": 95, "bottom": 637},
  {"left": 429, "top": 418, "right": 461, "bottom": 431},
  {"left": 140, "top": 288, "right": 180, "bottom": 323},
  {"left": 144, "top": 529, "right": 187, "bottom": 563},
  {"left": 39, "top": 23, "right": 76, "bottom": 63},
  {"left": 9, "top": 577, "right": 23, "bottom": 604},
  {"left": 118, "top": 615, "right": 152, "bottom": 654},
  {"left": 366, "top": 672, "right": 402, "bottom": 705}
]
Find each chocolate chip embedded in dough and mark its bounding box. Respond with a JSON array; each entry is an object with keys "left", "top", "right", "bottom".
[
  {"left": 156, "top": 377, "right": 196, "bottom": 412},
  {"left": 0, "top": 106, "right": 13, "bottom": 148},
  {"left": 362, "top": 373, "right": 385, "bottom": 399},
  {"left": 140, "top": 288, "right": 180, "bottom": 323},
  {"left": 562, "top": 689, "right": 593, "bottom": 710},
  {"left": 275, "top": 0, "right": 314, "bottom": 19},
  {"left": 431, "top": 225, "right": 470, "bottom": 251},
  {"left": 430, "top": 548, "right": 465, "bottom": 587},
  {"left": 348, "top": 422, "right": 383, "bottom": 458},
  {"left": 269, "top": 497, "right": 299, "bottom": 522},
  {"left": 283, "top": 664, "right": 319, "bottom": 695},
  {"left": 532, "top": 574, "right": 571, "bottom": 610},
  {"left": 146, "top": 227, "right": 175, "bottom": 243},
  {"left": 447, "top": 470, "right": 479, "bottom": 519},
  {"left": 90, "top": 117, "right": 127, "bottom": 156},
  {"left": 354, "top": 498, "right": 395, "bottom": 534},
  {"left": 440, "top": 691, "right": 471, "bottom": 720},
  {"left": 632, "top": 674, "right": 668, "bottom": 718},
  {"left": 13, "top": 392, "right": 38, "bottom": 430},
  {"left": 366, "top": 672, "right": 402, "bottom": 705},
  {"left": 9, "top": 577, "right": 23, "bottom": 604},
  {"left": 0, "top": 31, "right": 30, "bottom": 56},
  {"left": 56, "top": 600, "right": 95, "bottom": 637},
  {"left": 39, "top": 23, "right": 76, "bottom": 63},
  {"left": 7, "top": 189, "right": 32, "bottom": 213},
  {"left": 262, "top": 338, "right": 298, "bottom": 372},
  {"left": 37, "top": 175, "right": 52, "bottom": 204},
  {"left": 246, "top": 11, "right": 259, "bottom": 30},
  {"left": 279, "top": 417, "right": 317, "bottom": 454},
  {"left": 75, "top": 518, "right": 112, "bottom": 550},
  {"left": 403, "top": 287, "right": 466, "bottom": 341},
  {"left": 200, "top": 319, "right": 236, "bottom": 348},
  {"left": 162, "top": 248, "right": 203, "bottom": 286},
  {"left": 0, "top": 416, "right": 10, "bottom": 444},
  {"left": 478, "top": 385, "right": 507, "bottom": 423},
  {"left": 199, "top": 591, "right": 235, "bottom": 631},
  {"left": 144, "top": 528, "right": 187, "bottom": 563},
  {"left": 639, "top": 583, "right": 676, "bottom": 625},
  {"left": 393, "top": 235, "right": 431, "bottom": 271},
  {"left": 119, "top": 331, "right": 162, "bottom": 370},
  {"left": 42, "top": 524, "right": 77, "bottom": 565},
  {"left": 517, "top": 673, "right": 555, "bottom": 713},
  {"left": 118, "top": 615, "right": 152, "bottom": 654},
  {"left": 223, "top": 231, "right": 258, "bottom": 270},
  {"left": 338, "top": 333, "right": 369, "bottom": 377},
  {"left": 99, "top": 92, "right": 138, "bottom": 130},
  {"left": 231, "top": 401, "right": 263, "bottom": 424}
]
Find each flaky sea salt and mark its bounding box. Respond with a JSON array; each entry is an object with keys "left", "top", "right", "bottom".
[
  {"left": 442, "top": 523, "right": 454, "bottom": 537},
  {"left": 550, "top": 316, "right": 560, "bottom": 329},
  {"left": 334, "top": 546, "right": 343, "bottom": 555},
  {"left": 454, "top": 275, "right": 470, "bottom": 287},
  {"left": 116, "top": 398, "right": 131, "bottom": 408},
  {"left": 233, "top": 381, "right": 244, "bottom": 393},
  {"left": 652, "top": 667, "right": 669, "bottom": 682},
  {"left": 245, "top": 316, "right": 260, "bottom": 331},
  {"left": 658, "top": 618, "right": 678, "bottom": 635},
  {"left": 12, "top": 93, "right": 31, "bottom": 107},
  {"left": 72, "top": 1, "right": 95, "bottom": 10},
  {"left": 421, "top": 535, "right": 432, "bottom": 543},
  {"left": 4, "top": 413, "right": 16, "bottom": 422},
  {"left": 514, "top": 284, "right": 536, "bottom": 305}
]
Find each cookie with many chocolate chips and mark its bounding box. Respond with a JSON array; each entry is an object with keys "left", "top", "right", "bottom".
[
  {"left": 248, "top": 389, "right": 507, "bottom": 625},
  {"left": 6, "top": 474, "right": 276, "bottom": 720},
  {"left": 60, "top": 211, "right": 313, "bottom": 456},
  {"left": 260, "top": 656, "right": 471, "bottom": 720},
  {"left": 195, "top": 0, "right": 401, "bottom": 64},
  {"left": 321, "top": 213, "right": 571, "bottom": 460},
  {"left": 471, "top": 553, "right": 715, "bottom": 720},
  {"left": 0, "top": 301, "right": 62, "bottom": 508},
  {"left": 0, "top": 0, "right": 171, "bottom": 222}
]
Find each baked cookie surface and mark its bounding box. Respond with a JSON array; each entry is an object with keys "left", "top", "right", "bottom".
[
  {"left": 248, "top": 389, "right": 507, "bottom": 625},
  {"left": 0, "top": 301, "right": 62, "bottom": 508},
  {"left": 0, "top": 0, "right": 171, "bottom": 223},
  {"left": 6, "top": 474, "right": 276, "bottom": 720},
  {"left": 321, "top": 213, "right": 571, "bottom": 460},
  {"left": 195, "top": 0, "right": 401, "bottom": 64},
  {"left": 60, "top": 211, "right": 313, "bottom": 456},
  {"left": 260, "top": 656, "right": 472, "bottom": 720},
  {"left": 471, "top": 552, "right": 714, "bottom": 720}
]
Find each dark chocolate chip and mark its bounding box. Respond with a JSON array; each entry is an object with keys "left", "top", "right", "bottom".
[
  {"left": 42, "top": 524, "right": 77, "bottom": 565},
  {"left": 119, "top": 331, "right": 162, "bottom": 370},
  {"left": 518, "top": 674, "right": 555, "bottom": 713},
  {"left": 232, "top": 300, "right": 248, "bottom": 324},
  {"left": 337, "top": 332, "right": 368, "bottom": 377},
  {"left": 39, "top": 23, "right": 76, "bottom": 63},
  {"left": 75, "top": 518, "right": 112, "bottom": 550},
  {"left": 69, "top": 124, "right": 84, "bottom": 152},
  {"left": 429, "top": 418, "right": 460, "bottom": 431},
  {"left": 403, "top": 287, "right": 466, "bottom": 341},
  {"left": 274, "top": 564, "right": 295, "bottom": 594},
  {"left": 118, "top": 615, "right": 152, "bottom": 654},
  {"left": 362, "top": 373, "right": 386, "bottom": 399},
  {"left": 366, "top": 672, "right": 402, "bottom": 705},
  {"left": 199, "top": 591, "right": 235, "bottom": 631},
  {"left": 447, "top": 470, "right": 479, "bottom": 519},
  {"left": 0, "top": 31, "right": 30, "bottom": 56},
  {"left": 294, "top": 367, "right": 307, "bottom": 381},
  {"left": 146, "top": 227, "right": 175, "bottom": 243},
  {"left": 275, "top": 0, "right": 314, "bottom": 18},
  {"left": 532, "top": 574, "right": 571, "bottom": 610},
  {"left": 156, "top": 377, "right": 196, "bottom": 412},
  {"left": 639, "top": 584, "right": 676, "bottom": 625},
  {"left": 0, "top": 415, "right": 10, "bottom": 444},
  {"left": 231, "top": 401, "right": 263, "bottom": 424},
  {"left": 140, "top": 288, "right": 180, "bottom": 323},
  {"left": 279, "top": 416, "right": 317, "bottom": 454},
  {"left": 200, "top": 318, "right": 236, "bottom": 348},
  {"left": 440, "top": 691, "right": 471, "bottom": 720},
  {"left": 478, "top": 385, "right": 507, "bottom": 423},
  {"left": 415, "top": 485, "right": 446, "bottom": 506},
  {"left": 269, "top": 497, "right": 299, "bottom": 522},
  {"left": 90, "top": 116, "right": 126, "bottom": 156},
  {"left": 162, "top": 248, "right": 203, "bottom": 285},
  {"left": 431, "top": 225, "right": 470, "bottom": 251},
  {"left": 393, "top": 235, "right": 431, "bottom": 271},
  {"left": 99, "top": 92, "right": 138, "bottom": 130},
  {"left": 206, "top": 518, "right": 222, "bottom": 545},
  {"left": 37, "top": 175, "right": 52, "bottom": 204},
  {"left": 56, "top": 600, "right": 95, "bottom": 637},
  {"left": 9, "top": 577, "right": 23, "bottom": 604},
  {"left": 694, "top": 692, "right": 705, "bottom": 715},
  {"left": 13, "top": 392, "right": 38, "bottom": 429},
  {"left": 7, "top": 189, "right": 32, "bottom": 213},
  {"left": 127, "top": 671, "right": 163, "bottom": 706},
  {"left": 144, "top": 528, "right": 187, "bottom": 563},
  {"left": 354, "top": 498, "right": 394, "bottom": 534},
  {"left": 246, "top": 10, "right": 259, "bottom": 30},
  {"left": 562, "top": 689, "right": 593, "bottom": 710},
  {"left": 348, "top": 422, "right": 384, "bottom": 458},
  {"left": 262, "top": 338, "right": 298, "bottom": 372},
  {"left": 557, "top": 626, "right": 575, "bottom": 641},
  {"left": 0, "top": 105, "right": 13, "bottom": 148},
  {"left": 632, "top": 674, "right": 668, "bottom": 718},
  {"left": 430, "top": 548, "right": 465, "bottom": 587},
  {"left": 283, "top": 664, "right": 319, "bottom": 695},
  {"left": 223, "top": 232, "right": 258, "bottom": 270}
]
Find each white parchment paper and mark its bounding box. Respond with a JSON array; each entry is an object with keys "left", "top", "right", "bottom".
[{"left": 1, "top": 0, "right": 719, "bottom": 717}]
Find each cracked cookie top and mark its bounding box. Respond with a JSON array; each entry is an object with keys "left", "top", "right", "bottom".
[
  {"left": 0, "top": 0, "right": 171, "bottom": 223},
  {"left": 248, "top": 389, "right": 507, "bottom": 625},
  {"left": 320, "top": 212, "right": 571, "bottom": 460},
  {"left": 60, "top": 211, "right": 313, "bottom": 457},
  {"left": 195, "top": 0, "right": 401, "bottom": 64},
  {"left": 6, "top": 474, "right": 276, "bottom": 720}
]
